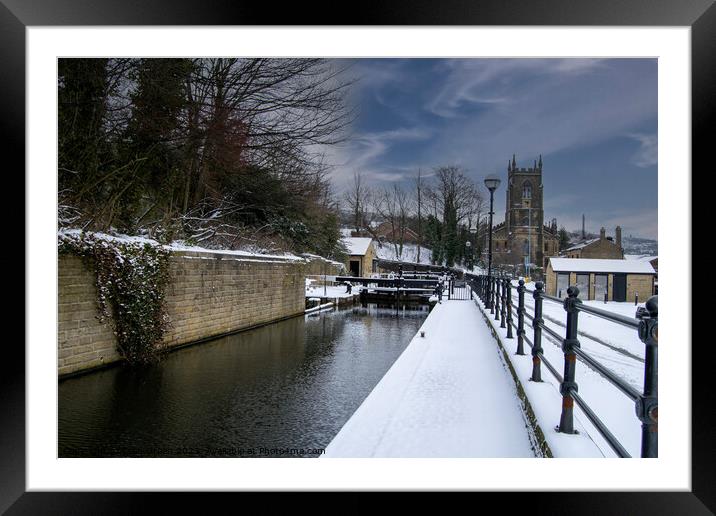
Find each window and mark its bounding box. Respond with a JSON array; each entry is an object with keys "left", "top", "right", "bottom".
[
  {"left": 576, "top": 274, "right": 590, "bottom": 300},
  {"left": 557, "top": 273, "right": 570, "bottom": 298},
  {"left": 522, "top": 182, "right": 532, "bottom": 199},
  {"left": 594, "top": 274, "right": 608, "bottom": 301}
]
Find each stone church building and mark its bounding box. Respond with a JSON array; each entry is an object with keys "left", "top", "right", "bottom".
[{"left": 491, "top": 155, "right": 560, "bottom": 272}]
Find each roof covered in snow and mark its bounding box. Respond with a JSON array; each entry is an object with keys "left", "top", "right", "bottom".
[
  {"left": 343, "top": 237, "right": 373, "bottom": 256},
  {"left": 564, "top": 238, "right": 598, "bottom": 252},
  {"left": 624, "top": 254, "right": 658, "bottom": 262},
  {"left": 549, "top": 257, "right": 655, "bottom": 274}
]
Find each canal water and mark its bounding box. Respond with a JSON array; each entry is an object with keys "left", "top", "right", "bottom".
[{"left": 58, "top": 303, "right": 429, "bottom": 457}]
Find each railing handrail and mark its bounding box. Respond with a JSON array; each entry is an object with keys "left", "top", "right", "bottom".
[
  {"left": 464, "top": 273, "right": 658, "bottom": 458},
  {"left": 519, "top": 282, "right": 640, "bottom": 329},
  {"left": 511, "top": 291, "right": 643, "bottom": 401}
]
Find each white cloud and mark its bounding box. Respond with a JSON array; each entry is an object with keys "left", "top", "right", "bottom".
[
  {"left": 426, "top": 58, "right": 606, "bottom": 118},
  {"left": 320, "top": 126, "right": 432, "bottom": 191},
  {"left": 627, "top": 133, "right": 658, "bottom": 168}
]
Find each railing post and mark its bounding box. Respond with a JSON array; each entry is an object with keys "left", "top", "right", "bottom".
[
  {"left": 500, "top": 278, "right": 507, "bottom": 328},
  {"left": 516, "top": 279, "right": 526, "bottom": 354},
  {"left": 557, "top": 286, "right": 581, "bottom": 434},
  {"left": 506, "top": 279, "right": 514, "bottom": 338},
  {"left": 531, "top": 281, "right": 544, "bottom": 382},
  {"left": 494, "top": 276, "right": 501, "bottom": 321},
  {"left": 635, "top": 292, "right": 639, "bottom": 306},
  {"left": 490, "top": 276, "right": 495, "bottom": 314},
  {"left": 636, "top": 296, "right": 658, "bottom": 457},
  {"left": 488, "top": 275, "right": 493, "bottom": 308}
]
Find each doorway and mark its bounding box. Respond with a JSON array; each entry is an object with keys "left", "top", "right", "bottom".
[{"left": 613, "top": 274, "right": 627, "bottom": 302}]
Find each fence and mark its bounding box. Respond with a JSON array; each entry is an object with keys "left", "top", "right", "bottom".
[{"left": 465, "top": 273, "right": 658, "bottom": 458}]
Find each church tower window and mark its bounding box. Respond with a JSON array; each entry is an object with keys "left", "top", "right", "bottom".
[{"left": 522, "top": 182, "right": 532, "bottom": 199}]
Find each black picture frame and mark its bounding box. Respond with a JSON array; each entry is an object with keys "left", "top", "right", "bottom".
[{"left": 3, "top": 0, "right": 709, "bottom": 512}]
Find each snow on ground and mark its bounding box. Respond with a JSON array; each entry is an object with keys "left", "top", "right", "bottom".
[
  {"left": 323, "top": 300, "right": 538, "bottom": 458},
  {"left": 373, "top": 242, "right": 434, "bottom": 265},
  {"left": 502, "top": 281, "right": 648, "bottom": 457},
  {"left": 305, "top": 278, "right": 359, "bottom": 300}
]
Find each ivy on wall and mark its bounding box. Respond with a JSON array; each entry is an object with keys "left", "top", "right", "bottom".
[{"left": 59, "top": 232, "right": 171, "bottom": 364}]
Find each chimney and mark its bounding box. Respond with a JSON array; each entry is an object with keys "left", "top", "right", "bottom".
[
  {"left": 616, "top": 226, "right": 622, "bottom": 248},
  {"left": 600, "top": 227, "right": 606, "bottom": 240},
  {"left": 581, "top": 214, "right": 586, "bottom": 240}
]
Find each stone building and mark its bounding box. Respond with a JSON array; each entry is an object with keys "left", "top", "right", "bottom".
[
  {"left": 491, "top": 155, "right": 560, "bottom": 273},
  {"left": 562, "top": 226, "right": 625, "bottom": 259},
  {"left": 373, "top": 221, "right": 420, "bottom": 244},
  {"left": 545, "top": 257, "right": 656, "bottom": 302},
  {"left": 343, "top": 237, "right": 376, "bottom": 277}
]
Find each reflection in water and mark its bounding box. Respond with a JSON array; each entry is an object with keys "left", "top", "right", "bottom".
[{"left": 59, "top": 303, "right": 428, "bottom": 457}]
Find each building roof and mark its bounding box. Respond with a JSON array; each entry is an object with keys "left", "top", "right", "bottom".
[
  {"left": 624, "top": 254, "right": 658, "bottom": 262},
  {"left": 549, "top": 257, "right": 655, "bottom": 274},
  {"left": 343, "top": 237, "right": 373, "bottom": 256},
  {"left": 564, "top": 238, "right": 599, "bottom": 252}
]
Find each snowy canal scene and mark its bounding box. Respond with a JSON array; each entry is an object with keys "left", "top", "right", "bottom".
[{"left": 56, "top": 57, "right": 658, "bottom": 462}]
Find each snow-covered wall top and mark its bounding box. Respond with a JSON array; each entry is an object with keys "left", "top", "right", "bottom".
[{"left": 59, "top": 229, "right": 305, "bottom": 263}]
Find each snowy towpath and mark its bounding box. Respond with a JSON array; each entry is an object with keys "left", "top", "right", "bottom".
[{"left": 323, "top": 300, "right": 536, "bottom": 457}]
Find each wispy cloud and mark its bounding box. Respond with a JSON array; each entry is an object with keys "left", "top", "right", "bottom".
[
  {"left": 426, "top": 59, "right": 606, "bottom": 118},
  {"left": 322, "top": 126, "right": 431, "bottom": 190},
  {"left": 627, "top": 133, "right": 658, "bottom": 168}
]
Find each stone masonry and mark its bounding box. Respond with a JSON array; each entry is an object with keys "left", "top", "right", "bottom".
[{"left": 58, "top": 251, "right": 342, "bottom": 377}]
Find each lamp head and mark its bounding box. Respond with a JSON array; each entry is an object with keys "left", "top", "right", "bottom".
[{"left": 484, "top": 175, "right": 501, "bottom": 192}]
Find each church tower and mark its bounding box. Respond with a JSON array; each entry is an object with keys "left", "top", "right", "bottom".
[{"left": 504, "top": 154, "right": 546, "bottom": 269}]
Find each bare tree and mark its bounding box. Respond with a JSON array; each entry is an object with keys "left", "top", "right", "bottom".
[
  {"left": 344, "top": 171, "right": 372, "bottom": 235},
  {"left": 58, "top": 57, "right": 354, "bottom": 253},
  {"left": 374, "top": 184, "right": 410, "bottom": 259},
  {"left": 426, "top": 166, "right": 483, "bottom": 266},
  {"left": 414, "top": 169, "right": 424, "bottom": 263}
]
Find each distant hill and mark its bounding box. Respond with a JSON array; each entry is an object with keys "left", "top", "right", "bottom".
[
  {"left": 620, "top": 236, "right": 658, "bottom": 256},
  {"left": 566, "top": 231, "right": 657, "bottom": 256}
]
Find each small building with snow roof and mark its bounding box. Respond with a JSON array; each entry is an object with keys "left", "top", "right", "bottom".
[
  {"left": 342, "top": 237, "right": 376, "bottom": 277},
  {"left": 546, "top": 257, "right": 656, "bottom": 302}
]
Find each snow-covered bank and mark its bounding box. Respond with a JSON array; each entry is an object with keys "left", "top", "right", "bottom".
[
  {"left": 496, "top": 281, "right": 648, "bottom": 457},
  {"left": 323, "top": 300, "right": 537, "bottom": 457}
]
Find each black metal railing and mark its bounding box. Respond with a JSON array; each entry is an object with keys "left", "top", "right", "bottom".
[{"left": 465, "top": 273, "right": 658, "bottom": 458}]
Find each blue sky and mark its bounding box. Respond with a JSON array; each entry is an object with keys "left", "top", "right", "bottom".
[{"left": 326, "top": 58, "right": 657, "bottom": 239}]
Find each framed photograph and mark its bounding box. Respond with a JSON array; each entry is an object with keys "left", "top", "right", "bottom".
[{"left": 6, "top": 0, "right": 710, "bottom": 511}]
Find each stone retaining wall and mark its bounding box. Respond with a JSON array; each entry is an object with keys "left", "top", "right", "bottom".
[{"left": 58, "top": 250, "right": 341, "bottom": 377}]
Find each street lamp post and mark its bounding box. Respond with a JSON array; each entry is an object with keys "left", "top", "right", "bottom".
[
  {"left": 465, "top": 240, "right": 472, "bottom": 271},
  {"left": 484, "top": 174, "right": 501, "bottom": 310}
]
